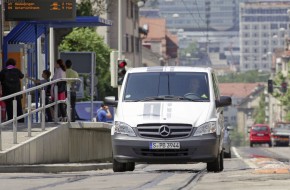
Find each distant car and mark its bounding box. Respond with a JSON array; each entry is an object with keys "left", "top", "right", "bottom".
[
  {"left": 249, "top": 124, "right": 271, "bottom": 147},
  {"left": 271, "top": 122, "right": 290, "bottom": 147},
  {"left": 75, "top": 101, "right": 114, "bottom": 123},
  {"left": 223, "top": 126, "right": 232, "bottom": 158}
]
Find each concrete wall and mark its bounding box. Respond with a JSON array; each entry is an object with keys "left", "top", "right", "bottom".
[{"left": 0, "top": 122, "right": 112, "bottom": 165}]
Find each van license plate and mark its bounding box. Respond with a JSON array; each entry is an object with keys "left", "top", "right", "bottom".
[{"left": 150, "top": 142, "right": 180, "bottom": 149}]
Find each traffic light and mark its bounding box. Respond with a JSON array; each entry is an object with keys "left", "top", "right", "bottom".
[
  {"left": 117, "top": 60, "right": 127, "bottom": 85},
  {"left": 267, "top": 79, "right": 273, "bottom": 93},
  {"left": 281, "top": 82, "right": 287, "bottom": 93}
]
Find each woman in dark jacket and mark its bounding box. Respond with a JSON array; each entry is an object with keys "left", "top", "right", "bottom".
[{"left": 0, "top": 58, "right": 24, "bottom": 122}]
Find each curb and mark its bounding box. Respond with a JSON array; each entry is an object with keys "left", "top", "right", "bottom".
[{"left": 0, "top": 163, "right": 112, "bottom": 173}]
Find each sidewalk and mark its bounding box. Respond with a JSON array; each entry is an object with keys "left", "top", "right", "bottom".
[
  {"left": 0, "top": 122, "right": 113, "bottom": 173},
  {"left": 1, "top": 122, "right": 59, "bottom": 151},
  {"left": 0, "top": 162, "right": 112, "bottom": 173}
]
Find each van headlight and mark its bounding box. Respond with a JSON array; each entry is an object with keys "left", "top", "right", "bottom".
[
  {"left": 193, "top": 122, "right": 217, "bottom": 136},
  {"left": 114, "top": 121, "right": 136, "bottom": 137}
]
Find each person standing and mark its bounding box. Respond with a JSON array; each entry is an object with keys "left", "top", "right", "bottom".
[
  {"left": 27, "top": 70, "right": 53, "bottom": 122},
  {"left": 96, "top": 104, "right": 112, "bottom": 122},
  {"left": 51, "top": 59, "right": 67, "bottom": 121},
  {"left": 0, "top": 58, "right": 24, "bottom": 122},
  {"left": 65, "top": 59, "right": 79, "bottom": 122}
]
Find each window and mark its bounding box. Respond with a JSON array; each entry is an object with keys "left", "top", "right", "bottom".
[
  {"left": 131, "top": 35, "right": 134, "bottom": 52},
  {"left": 124, "top": 72, "right": 210, "bottom": 101},
  {"left": 135, "top": 37, "right": 140, "bottom": 53},
  {"left": 125, "top": 34, "right": 129, "bottom": 52}
]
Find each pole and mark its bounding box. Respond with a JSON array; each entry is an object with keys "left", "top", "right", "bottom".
[
  {"left": 118, "top": 0, "right": 122, "bottom": 60},
  {"left": 0, "top": 0, "right": 3, "bottom": 68}
]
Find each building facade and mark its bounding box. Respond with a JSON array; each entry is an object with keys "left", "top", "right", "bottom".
[
  {"left": 97, "top": 0, "right": 144, "bottom": 68},
  {"left": 239, "top": 1, "right": 290, "bottom": 72}
]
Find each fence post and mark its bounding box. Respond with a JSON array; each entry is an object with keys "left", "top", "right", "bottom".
[
  {"left": 54, "top": 85, "right": 58, "bottom": 122},
  {"left": 28, "top": 94, "right": 32, "bottom": 137},
  {"left": 13, "top": 99, "right": 17, "bottom": 144},
  {"left": 41, "top": 89, "right": 45, "bottom": 131},
  {"left": 66, "top": 82, "right": 71, "bottom": 122},
  {"left": 0, "top": 106, "right": 2, "bottom": 151}
]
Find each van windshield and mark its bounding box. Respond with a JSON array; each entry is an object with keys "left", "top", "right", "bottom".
[{"left": 123, "top": 72, "right": 210, "bottom": 102}]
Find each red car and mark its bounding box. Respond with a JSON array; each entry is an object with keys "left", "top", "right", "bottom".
[{"left": 249, "top": 124, "right": 272, "bottom": 147}]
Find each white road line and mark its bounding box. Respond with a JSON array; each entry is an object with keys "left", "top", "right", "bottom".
[{"left": 232, "top": 147, "right": 257, "bottom": 169}]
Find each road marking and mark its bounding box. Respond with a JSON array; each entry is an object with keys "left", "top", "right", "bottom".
[
  {"left": 232, "top": 147, "right": 257, "bottom": 169},
  {"left": 232, "top": 147, "right": 290, "bottom": 174}
]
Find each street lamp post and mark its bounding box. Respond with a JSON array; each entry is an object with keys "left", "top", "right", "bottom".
[{"left": 118, "top": 0, "right": 122, "bottom": 60}]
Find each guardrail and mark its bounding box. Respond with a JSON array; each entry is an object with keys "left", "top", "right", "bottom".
[{"left": 0, "top": 78, "right": 80, "bottom": 150}]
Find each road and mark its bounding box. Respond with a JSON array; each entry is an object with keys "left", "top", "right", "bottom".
[{"left": 1, "top": 146, "right": 290, "bottom": 190}]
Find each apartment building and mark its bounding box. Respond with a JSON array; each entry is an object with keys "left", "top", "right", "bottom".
[
  {"left": 97, "top": 0, "right": 145, "bottom": 68},
  {"left": 239, "top": 1, "right": 290, "bottom": 72}
]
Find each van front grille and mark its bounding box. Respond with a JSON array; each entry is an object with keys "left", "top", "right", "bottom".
[
  {"left": 135, "top": 149, "right": 189, "bottom": 157},
  {"left": 137, "top": 124, "right": 194, "bottom": 139}
]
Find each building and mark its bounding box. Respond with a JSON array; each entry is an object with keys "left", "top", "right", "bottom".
[
  {"left": 97, "top": 0, "right": 145, "bottom": 68},
  {"left": 141, "top": 0, "right": 243, "bottom": 69},
  {"left": 239, "top": 1, "right": 290, "bottom": 72},
  {"left": 139, "top": 17, "right": 178, "bottom": 66},
  {"left": 219, "top": 83, "right": 266, "bottom": 141}
]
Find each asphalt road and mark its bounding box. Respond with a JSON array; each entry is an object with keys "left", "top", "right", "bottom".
[{"left": 0, "top": 146, "right": 290, "bottom": 190}]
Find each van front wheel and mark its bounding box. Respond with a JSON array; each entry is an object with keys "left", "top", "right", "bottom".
[
  {"left": 125, "top": 162, "right": 135, "bottom": 171},
  {"left": 113, "top": 159, "right": 126, "bottom": 172},
  {"left": 207, "top": 150, "right": 223, "bottom": 172}
]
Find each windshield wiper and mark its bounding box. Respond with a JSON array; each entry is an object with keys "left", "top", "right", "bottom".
[
  {"left": 134, "top": 95, "right": 199, "bottom": 102},
  {"left": 135, "top": 96, "right": 167, "bottom": 102}
]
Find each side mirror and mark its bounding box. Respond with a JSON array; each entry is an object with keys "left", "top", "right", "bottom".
[
  {"left": 216, "top": 96, "right": 232, "bottom": 107},
  {"left": 104, "top": 96, "right": 118, "bottom": 107}
]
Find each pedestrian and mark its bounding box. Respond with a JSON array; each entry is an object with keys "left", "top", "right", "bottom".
[
  {"left": 27, "top": 70, "right": 53, "bottom": 122},
  {"left": 96, "top": 104, "right": 112, "bottom": 122},
  {"left": 0, "top": 58, "right": 24, "bottom": 122},
  {"left": 65, "top": 59, "right": 79, "bottom": 122},
  {"left": 51, "top": 59, "right": 67, "bottom": 121}
]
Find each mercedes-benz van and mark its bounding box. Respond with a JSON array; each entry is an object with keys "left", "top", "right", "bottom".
[{"left": 105, "top": 66, "right": 232, "bottom": 172}]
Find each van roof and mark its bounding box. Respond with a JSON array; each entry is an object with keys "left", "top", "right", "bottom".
[{"left": 126, "top": 66, "right": 213, "bottom": 73}]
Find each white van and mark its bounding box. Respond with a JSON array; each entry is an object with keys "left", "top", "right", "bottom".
[{"left": 105, "top": 66, "right": 231, "bottom": 172}]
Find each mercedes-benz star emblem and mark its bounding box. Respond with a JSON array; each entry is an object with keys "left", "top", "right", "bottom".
[{"left": 159, "top": 125, "right": 170, "bottom": 137}]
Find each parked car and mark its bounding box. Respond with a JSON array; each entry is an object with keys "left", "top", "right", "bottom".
[
  {"left": 223, "top": 126, "right": 232, "bottom": 158},
  {"left": 271, "top": 122, "right": 290, "bottom": 147},
  {"left": 75, "top": 101, "right": 114, "bottom": 123},
  {"left": 249, "top": 124, "right": 271, "bottom": 147}
]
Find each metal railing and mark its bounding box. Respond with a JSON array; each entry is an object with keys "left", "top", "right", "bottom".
[{"left": 0, "top": 78, "right": 80, "bottom": 150}]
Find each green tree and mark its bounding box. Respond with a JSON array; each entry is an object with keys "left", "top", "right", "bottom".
[
  {"left": 179, "top": 42, "right": 198, "bottom": 58},
  {"left": 59, "top": 27, "right": 116, "bottom": 100},
  {"left": 272, "top": 62, "right": 290, "bottom": 122},
  {"left": 218, "top": 70, "right": 270, "bottom": 83},
  {"left": 253, "top": 93, "right": 266, "bottom": 123}
]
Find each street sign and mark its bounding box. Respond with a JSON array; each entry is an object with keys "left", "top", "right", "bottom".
[{"left": 5, "top": 0, "right": 76, "bottom": 21}]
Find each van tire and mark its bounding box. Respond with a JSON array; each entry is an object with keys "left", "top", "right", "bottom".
[
  {"left": 224, "top": 150, "right": 231, "bottom": 158},
  {"left": 207, "top": 150, "right": 223, "bottom": 172},
  {"left": 113, "top": 159, "right": 126, "bottom": 172},
  {"left": 219, "top": 150, "right": 224, "bottom": 171},
  {"left": 125, "top": 162, "right": 135, "bottom": 171}
]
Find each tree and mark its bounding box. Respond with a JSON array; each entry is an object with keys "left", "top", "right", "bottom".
[
  {"left": 217, "top": 70, "right": 270, "bottom": 83},
  {"left": 253, "top": 93, "right": 266, "bottom": 123},
  {"left": 179, "top": 42, "right": 198, "bottom": 58},
  {"left": 77, "top": 0, "right": 115, "bottom": 16},
  {"left": 59, "top": 27, "right": 116, "bottom": 100},
  {"left": 272, "top": 65, "right": 290, "bottom": 122}
]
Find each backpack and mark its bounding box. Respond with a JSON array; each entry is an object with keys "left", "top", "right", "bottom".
[{"left": 3, "top": 69, "right": 20, "bottom": 94}]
